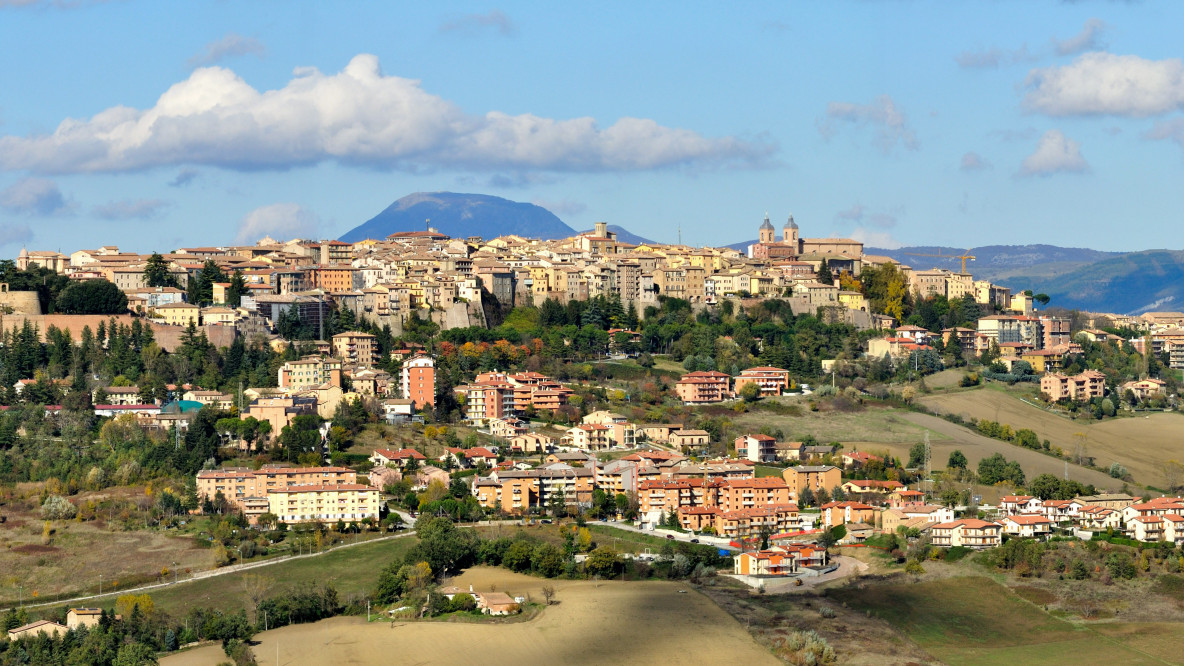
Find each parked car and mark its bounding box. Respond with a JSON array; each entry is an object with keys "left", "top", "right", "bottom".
[{"left": 665, "top": 534, "right": 675, "bottom": 540}]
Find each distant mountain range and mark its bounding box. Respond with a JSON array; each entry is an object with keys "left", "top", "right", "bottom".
[
  {"left": 724, "top": 238, "right": 1183, "bottom": 314},
  {"left": 339, "top": 192, "right": 655, "bottom": 246},
  {"left": 864, "top": 245, "right": 1184, "bottom": 314}
]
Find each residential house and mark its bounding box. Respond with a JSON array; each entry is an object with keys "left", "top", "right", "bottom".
[
  {"left": 734, "top": 434, "right": 778, "bottom": 463},
  {"left": 674, "top": 371, "right": 732, "bottom": 404},
  {"left": 820, "top": 501, "right": 877, "bottom": 528},
  {"left": 930, "top": 519, "right": 1003, "bottom": 549},
  {"left": 670, "top": 429, "right": 710, "bottom": 452},
  {"left": 1000, "top": 495, "right": 1043, "bottom": 515},
  {"left": 8, "top": 620, "right": 69, "bottom": 641},
  {"left": 733, "top": 366, "right": 792, "bottom": 397},
  {"left": 1002, "top": 514, "right": 1053, "bottom": 539}
]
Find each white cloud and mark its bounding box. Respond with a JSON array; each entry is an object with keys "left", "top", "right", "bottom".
[
  {"left": 1054, "top": 18, "right": 1107, "bottom": 56},
  {"left": 0, "top": 177, "right": 72, "bottom": 215},
  {"left": 440, "top": 9, "right": 516, "bottom": 36},
  {"left": 960, "top": 151, "right": 991, "bottom": 171},
  {"left": 955, "top": 45, "right": 1034, "bottom": 69},
  {"left": 848, "top": 228, "right": 903, "bottom": 250},
  {"left": 92, "top": 198, "right": 168, "bottom": 220},
  {"left": 0, "top": 223, "right": 32, "bottom": 248},
  {"left": 0, "top": 54, "right": 772, "bottom": 175},
  {"left": 532, "top": 198, "right": 587, "bottom": 217},
  {"left": 187, "top": 33, "right": 266, "bottom": 68},
  {"left": 1023, "top": 52, "right": 1184, "bottom": 116},
  {"left": 1019, "top": 130, "right": 1090, "bottom": 176},
  {"left": 819, "top": 95, "right": 918, "bottom": 153},
  {"left": 236, "top": 203, "right": 319, "bottom": 244}
]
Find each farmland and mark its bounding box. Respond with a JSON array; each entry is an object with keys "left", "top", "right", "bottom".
[
  {"left": 162, "top": 567, "right": 779, "bottom": 666},
  {"left": 920, "top": 384, "right": 1184, "bottom": 487},
  {"left": 828, "top": 576, "right": 1172, "bottom": 665}
]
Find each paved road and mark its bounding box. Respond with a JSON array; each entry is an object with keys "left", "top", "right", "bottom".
[
  {"left": 4, "top": 532, "right": 415, "bottom": 613},
  {"left": 761, "top": 555, "right": 867, "bottom": 593}
]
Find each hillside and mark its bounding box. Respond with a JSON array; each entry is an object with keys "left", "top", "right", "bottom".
[
  {"left": 339, "top": 192, "right": 577, "bottom": 242},
  {"left": 996, "top": 250, "right": 1184, "bottom": 314}
]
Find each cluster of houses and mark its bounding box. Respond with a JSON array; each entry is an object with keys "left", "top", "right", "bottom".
[
  {"left": 994, "top": 493, "right": 1184, "bottom": 545},
  {"left": 7, "top": 608, "right": 103, "bottom": 641}
]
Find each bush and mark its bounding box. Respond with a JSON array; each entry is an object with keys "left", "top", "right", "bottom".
[{"left": 40, "top": 494, "right": 77, "bottom": 520}]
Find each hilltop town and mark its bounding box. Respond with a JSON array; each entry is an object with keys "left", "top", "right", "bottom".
[{"left": 3, "top": 215, "right": 1184, "bottom": 665}]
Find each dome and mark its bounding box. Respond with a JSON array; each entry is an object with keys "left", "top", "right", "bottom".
[
  {"left": 760, "top": 213, "right": 774, "bottom": 231},
  {"left": 784, "top": 214, "right": 798, "bottom": 230},
  {"left": 18, "top": 247, "right": 28, "bottom": 258}
]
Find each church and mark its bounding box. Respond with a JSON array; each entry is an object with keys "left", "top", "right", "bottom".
[{"left": 748, "top": 213, "right": 864, "bottom": 273}]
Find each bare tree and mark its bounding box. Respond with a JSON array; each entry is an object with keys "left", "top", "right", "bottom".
[
  {"left": 1164, "top": 460, "right": 1184, "bottom": 494},
  {"left": 541, "top": 585, "right": 556, "bottom": 606},
  {"left": 241, "top": 574, "right": 274, "bottom": 625}
]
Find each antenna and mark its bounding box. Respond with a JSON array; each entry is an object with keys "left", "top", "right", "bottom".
[{"left": 678, "top": 225, "right": 682, "bottom": 247}]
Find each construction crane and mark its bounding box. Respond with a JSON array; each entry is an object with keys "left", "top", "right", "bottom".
[{"left": 902, "top": 249, "right": 976, "bottom": 274}]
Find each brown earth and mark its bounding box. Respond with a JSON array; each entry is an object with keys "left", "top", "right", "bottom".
[{"left": 162, "top": 567, "right": 780, "bottom": 666}]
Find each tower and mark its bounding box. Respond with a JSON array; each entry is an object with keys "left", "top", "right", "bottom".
[
  {"left": 783, "top": 214, "right": 799, "bottom": 248},
  {"left": 758, "top": 213, "right": 775, "bottom": 244}
]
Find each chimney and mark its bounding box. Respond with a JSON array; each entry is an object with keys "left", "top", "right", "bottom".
[
  {"left": 320, "top": 242, "right": 329, "bottom": 266},
  {"left": 595, "top": 222, "right": 607, "bottom": 238}
]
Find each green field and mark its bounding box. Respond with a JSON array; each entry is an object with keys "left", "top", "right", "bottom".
[
  {"left": 30, "top": 535, "right": 416, "bottom": 621},
  {"left": 829, "top": 576, "right": 1171, "bottom": 665}
]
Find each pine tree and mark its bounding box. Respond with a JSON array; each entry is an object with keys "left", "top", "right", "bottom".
[
  {"left": 143, "top": 252, "right": 178, "bottom": 288},
  {"left": 817, "top": 259, "right": 833, "bottom": 285},
  {"left": 226, "top": 270, "right": 248, "bottom": 307}
]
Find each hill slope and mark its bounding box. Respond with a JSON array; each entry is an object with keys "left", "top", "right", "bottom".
[
  {"left": 339, "top": 192, "right": 577, "bottom": 242},
  {"left": 1000, "top": 250, "right": 1184, "bottom": 314}
]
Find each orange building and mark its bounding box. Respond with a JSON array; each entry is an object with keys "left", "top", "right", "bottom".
[
  {"left": 674, "top": 371, "right": 732, "bottom": 404},
  {"left": 733, "top": 366, "right": 792, "bottom": 397},
  {"left": 401, "top": 354, "right": 436, "bottom": 410}
]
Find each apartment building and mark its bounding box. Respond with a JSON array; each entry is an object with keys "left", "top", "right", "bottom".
[
  {"left": 332, "top": 331, "right": 377, "bottom": 367},
  {"left": 735, "top": 434, "right": 778, "bottom": 463},
  {"left": 278, "top": 355, "right": 343, "bottom": 390},
  {"left": 782, "top": 465, "right": 841, "bottom": 501},
  {"left": 733, "top": 366, "right": 792, "bottom": 397},
  {"left": 1040, "top": 370, "right": 1106, "bottom": 402},
  {"left": 267, "top": 484, "right": 380, "bottom": 523},
  {"left": 401, "top": 354, "right": 436, "bottom": 409},
  {"left": 196, "top": 466, "right": 357, "bottom": 509},
  {"left": 675, "top": 371, "right": 732, "bottom": 404}
]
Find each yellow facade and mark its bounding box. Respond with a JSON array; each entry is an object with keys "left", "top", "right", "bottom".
[{"left": 266, "top": 484, "right": 380, "bottom": 523}]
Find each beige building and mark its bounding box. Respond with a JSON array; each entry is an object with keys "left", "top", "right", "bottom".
[
  {"left": 332, "top": 331, "right": 377, "bottom": 367},
  {"left": 267, "top": 484, "right": 381, "bottom": 523},
  {"left": 279, "top": 355, "right": 343, "bottom": 390},
  {"left": 154, "top": 302, "right": 200, "bottom": 326},
  {"left": 782, "top": 465, "right": 841, "bottom": 501}
]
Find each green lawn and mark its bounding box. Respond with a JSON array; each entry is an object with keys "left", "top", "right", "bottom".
[
  {"left": 829, "top": 576, "right": 1163, "bottom": 665},
  {"left": 754, "top": 465, "right": 784, "bottom": 478}
]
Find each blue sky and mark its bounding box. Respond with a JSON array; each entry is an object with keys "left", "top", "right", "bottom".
[{"left": 2, "top": 1, "right": 1183, "bottom": 254}]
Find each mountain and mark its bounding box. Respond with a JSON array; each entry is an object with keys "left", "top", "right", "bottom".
[
  {"left": 580, "top": 224, "right": 656, "bottom": 246},
  {"left": 339, "top": 192, "right": 577, "bottom": 242},
  {"left": 865, "top": 245, "right": 1122, "bottom": 284},
  {"left": 995, "top": 250, "right": 1184, "bottom": 315}
]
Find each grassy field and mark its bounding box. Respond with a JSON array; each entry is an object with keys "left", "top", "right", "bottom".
[
  {"left": 163, "top": 567, "right": 779, "bottom": 666},
  {"left": 28, "top": 535, "right": 416, "bottom": 621},
  {"left": 734, "top": 400, "right": 938, "bottom": 445},
  {"left": 0, "top": 488, "right": 215, "bottom": 606},
  {"left": 829, "top": 576, "right": 1168, "bottom": 665},
  {"left": 920, "top": 384, "right": 1184, "bottom": 487}
]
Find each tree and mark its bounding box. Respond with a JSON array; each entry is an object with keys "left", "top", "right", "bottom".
[
  {"left": 1164, "top": 460, "right": 1184, "bottom": 494},
  {"left": 144, "top": 252, "right": 178, "bottom": 288},
  {"left": 738, "top": 381, "right": 761, "bottom": 402},
  {"left": 227, "top": 270, "right": 248, "bottom": 307},
  {"left": 585, "top": 546, "right": 621, "bottom": 578},
  {"left": 541, "top": 585, "right": 556, "bottom": 605},
  {"left": 41, "top": 494, "right": 77, "bottom": 520},
  {"left": 1029, "top": 473, "right": 1062, "bottom": 500},
  {"left": 817, "top": 259, "right": 833, "bottom": 285},
  {"left": 908, "top": 442, "right": 928, "bottom": 469},
  {"left": 55, "top": 279, "right": 129, "bottom": 314},
  {"left": 947, "top": 450, "right": 968, "bottom": 470}
]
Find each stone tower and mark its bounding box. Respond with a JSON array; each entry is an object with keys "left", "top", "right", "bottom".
[
  {"left": 759, "top": 213, "right": 775, "bottom": 244},
  {"left": 783, "top": 214, "right": 799, "bottom": 248}
]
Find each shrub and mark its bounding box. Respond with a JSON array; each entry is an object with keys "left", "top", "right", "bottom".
[{"left": 40, "top": 494, "right": 77, "bottom": 520}]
